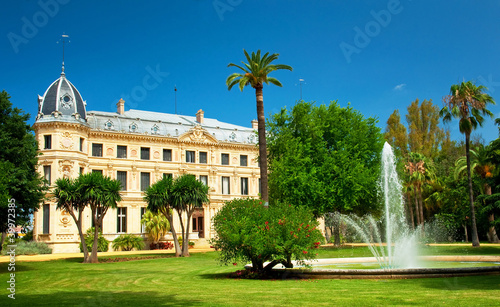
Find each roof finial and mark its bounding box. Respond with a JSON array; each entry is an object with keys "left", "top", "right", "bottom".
[{"left": 57, "top": 34, "right": 70, "bottom": 76}]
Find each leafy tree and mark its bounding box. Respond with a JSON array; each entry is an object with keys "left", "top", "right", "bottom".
[
  {"left": 112, "top": 234, "right": 145, "bottom": 251},
  {"left": 144, "top": 174, "right": 209, "bottom": 257},
  {"left": 267, "top": 101, "right": 384, "bottom": 245},
  {"left": 53, "top": 177, "right": 89, "bottom": 262},
  {"left": 226, "top": 50, "right": 292, "bottom": 203},
  {"left": 78, "top": 172, "right": 122, "bottom": 262},
  {"left": 0, "top": 90, "right": 46, "bottom": 250},
  {"left": 384, "top": 110, "right": 408, "bottom": 157},
  {"left": 144, "top": 176, "right": 181, "bottom": 257},
  {"left": 171, "top": 174, "right": 209, "bottom": 256},
  {"left": 440, "top": 80, "right": 496, "bottom": 247},
  {"left": 210, "top": 198, "right": 324, "bottom": 274},
  {"left": 140, "top": 210, "right": 170, "bottom": 246}
]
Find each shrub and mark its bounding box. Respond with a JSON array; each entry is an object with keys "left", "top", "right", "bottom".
[
  {"left": 140, "top": 210, "right": 169, "bottom": 244},
  {"left": 150, "top": 241, "right": 174, "bottom": 250},
  {"left": 112, "top": 234, "right": 145, "bottom": 251},
  {"left": 1, "top": 241, "right": 52, "bottom": 255},
  {"left": 80, "top": 227, "right": 109, "bottom": 252},
  {"left": 22, "top": 230, "right": 33, "bottom": 241},
  {"left": 210, "top": 198, "right": 324, "bottom": 273}
]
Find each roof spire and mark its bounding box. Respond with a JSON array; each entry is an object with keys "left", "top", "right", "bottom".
[{"left": 58, "top": 34, "right": 70, "bottom": 76}]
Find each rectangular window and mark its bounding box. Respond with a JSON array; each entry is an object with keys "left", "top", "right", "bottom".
[
  {"left": 92, "top": 169, "right": 103, "bottom": 174},
  {"left": 117, "top": 171, "right": 127, "bottom": 191},
  {"left": 163, "top": 149, "right": 172, "bottom": 161},
  {"left": 117, "top": 207, "right": 127, "bottom": 233},
  {"left": 199, "top": 152, "right": 207, "bottom": 164},
  {"left": 221, "top": 153, "right": 229, "bottom": 165},
  {"left": 43, "top": 165, "right": 51, "bottom": 185},
  {"left": 44, "top": 135, "right": 51, "bottom": 149},
  {"left": 199, "top": 175, "right": 208, "bottom": 186},
  {"left": 80, "top": 167, "right": 84, "bottom": 174},
  {"left": 43, "top": 204, "right": 50, "bottom": 234},
  {"left": 141, "top": 208, "right": 146, "bottom": 233},
  {"left": 222, "top": 176, "right": 230, "bottom": 195},
  {"left": 186, "top": 150, "right": 195, "bottom": 163},
  {"left": 141, "top": 147, "right": 150, "bottom": 160},
  {"left": 80, "top": 138, "right": 84, "bottom": 152},
  {"left": 241, "top": 178, "right": 249, "bottom": 195},
  {"left": 240, "top": 155, "right": 248, "bottom": 167},
  {"left": 141, "top": 172, "right": 150, "bottom": 191},
  {"left": 117, "top": 145, "right": 127, "bottom": 159},
  {"left": 163, "top": 173, "right": 173, "bottom": 179},
  {"left": 92, "top": 143, "right": 103, "bottom": 157},
  {"left": 192, "top": 217, "right": 197, "bottom": 231}
]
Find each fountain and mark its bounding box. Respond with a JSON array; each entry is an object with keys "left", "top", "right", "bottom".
[{"left": 263, "top": 142, "right": 500, "bottom": 279}]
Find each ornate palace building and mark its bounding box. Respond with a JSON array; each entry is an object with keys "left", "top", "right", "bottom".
[{"left": 32, "top": 69, "right": 260, "bottom": 253}]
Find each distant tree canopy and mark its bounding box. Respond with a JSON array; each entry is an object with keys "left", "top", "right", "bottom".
[
  {"left": 267, "top": 101, "right": 384, "bottom": 217},
  {"left": 0, "top": 90, "right": 46, "bottom": 239}
]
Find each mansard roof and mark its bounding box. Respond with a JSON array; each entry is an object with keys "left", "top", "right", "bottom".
[{"left": 86, "top": 109, "right": 257, "bottom": 145}]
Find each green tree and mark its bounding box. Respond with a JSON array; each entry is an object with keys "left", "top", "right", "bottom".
[
  {"left": 78, "top": 172, "right": 122, "bottom": 263},
  {"left": 171, "top": 174, "right": 209, "bottom": 256},
  {"left": 144, "top": 176, "right": 181, "bottom": 257},
  {"left": 53, "top": 177, "right": 89, "bottom": 262},
  {"left": 226, "top": 50, "right": 292, "bottom": 203},
  {"left": 440, "top": 81, "right": 496, "bottom": 247},
  {"left": 210, "top": 198, "right": 324, "bottom": 274},
  {"left": 140, "top": 210, "right": 170, "bottom": 246},
  {"left": 0, "top": 91, "right": 46, "bottom": 250},
  {"left": 267, "top": 101, "right": 384, "bottom": 245},
  {"left": 384, "top": 109, "right": 408, "bottom": 157}
]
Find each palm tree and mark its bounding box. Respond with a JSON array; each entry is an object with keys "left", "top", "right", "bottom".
[
  {"left": 455, "top": 145, "right": 498, "bottom": 242},
  {"left": 53, "top": 177, "right": 89, "bottom": 263},
  {"left": 440, "top": 80, "right": 496, "bottom": 247},
  {"left": 78, "top": 172, "right": 122, "bottom": 263},
  {"left": 140, "top": 210, "right": 170, "bottom": 247},
  {"left": 226, "top": 50, "right": 292, "bottom": 203},
  {"left": 405, "top": 152, "right": 436, "bottom": 226},
  {"left": 171, "top": 174, "right": 209, "bottom": 256},
  {"left": 144, "top": 176, "right": 181, "bottom": 257}
]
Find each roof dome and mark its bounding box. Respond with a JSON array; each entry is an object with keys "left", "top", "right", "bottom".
[{"left": 36, "top": 72, "right": 87, "bottom": 122}]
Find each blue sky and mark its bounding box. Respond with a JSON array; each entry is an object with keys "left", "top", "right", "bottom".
[{"left": 2, "top": 0, "right": 500, "bottom": 143}]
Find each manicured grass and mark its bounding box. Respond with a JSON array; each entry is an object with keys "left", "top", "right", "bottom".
[{"left": 1, "top": 246, "right": 499, "bottom": 306}]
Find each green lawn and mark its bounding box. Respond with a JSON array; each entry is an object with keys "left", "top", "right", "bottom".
[{"left": 1, "top": 246, "right": 499, "bottom": 306}]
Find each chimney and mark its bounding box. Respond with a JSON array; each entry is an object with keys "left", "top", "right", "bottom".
[
  {"left": 196, "top": 109, "right": 204, "bottom": 124},
  {"left": 116, "top": 98, "right": 125, "bottom": 115},
  {"left": 251, "top": 120, "right": 258, "bottom": 130}
]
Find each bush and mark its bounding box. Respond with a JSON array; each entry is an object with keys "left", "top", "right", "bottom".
[
  {"left": 112, "top": 234, "right": 145, "bottom": 251},
  {"left": 80, "top": 227, "right": 109, "bottom": 252},
  {"left": 150, "top": 241, "right": 174, "bottom": 250},
  {"left": 1, "top": 241, "right": 52, "bottom": 255},
  {"left": 210, "top": 199, "right": 324, "bottom": 273},
  {"left": 22, "top": 229, "right": 33, "bottom": 241}
]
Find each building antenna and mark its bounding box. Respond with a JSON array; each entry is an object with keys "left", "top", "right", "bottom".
[
  {"left": 174, "top": 85, "right": 177, "bottom": 114},
  {"left": 57, "top": 33, "right": 70, "bottom": 75}
]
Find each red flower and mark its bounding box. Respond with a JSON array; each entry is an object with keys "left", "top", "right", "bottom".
[
  {"left": 233, "top": 262, "right": 238, "bottom": 266},
  {"left": 290, "top": 231, "right": 293, "bottom": 235},
  {"left": 303, "top": 250, "right": 308, "bottom": 254},
  {"left": 266, "top": 226, "right": 269, "bottom": 230},
  {"left": 265, "top": 221, "right": 269, "bottom": 225}
]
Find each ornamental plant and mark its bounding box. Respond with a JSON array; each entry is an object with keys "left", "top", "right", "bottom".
[
  {"left": 79, "top": 227, "right": 109, "bottom": 253},
  {"left": 112, "top": 234, "right": 145, "bottom": 251},
  {"left": 210, "top": 198, "right": 324, "bottom": 274}
]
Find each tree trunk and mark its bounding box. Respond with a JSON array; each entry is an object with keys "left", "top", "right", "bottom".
[
  {"left": 69, "top": 208, "right": 89, "bottom": 263},
  {"left": 484, "top": 184, "right": 499, "bottom": 243},
  {"left": 465, "top": 133, "right": 480, "bottom": 247},
  {"left": 0, "top": 231, "right": 6, "bottom": 252},
  {"left": 182, "top": 209, "right": 193, "bottom": 257},
  {"left": 417, "top": 184, "right": 424, "bottom": 227},
  {"left": 464, "top": 224, "right": 468, "bottom": 243},
  {"left": 255, "top": 85, "right": 269, "bottom": 203},
  {"left": 164, "top": 211, "right": 181, "bottom": 257},
  {"left": 176, "top": 209, "right": 187, "bottom": 256},
  {"left": 414, "top": 188, "right": 421, "bottom": 225},
  {"left": 89, "top": 213, "right": 100, "bottom": 263}
]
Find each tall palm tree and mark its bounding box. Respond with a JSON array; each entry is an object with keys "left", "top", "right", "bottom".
[
  {"left": 455, "top": 145, "right": 498, "bottom": 242},
  {"left": 440, "top": 80, "right": 496, "bottom": 247},
  {"left": 405, "top": 152, "right": 435, "bottom": 226},
  {"left": 226, "top": 49, "right": 292, "bottom": 203},
  {"left": 171, "top": 174, "right": 209, "bottom": 256},
  {"left": 78, "top": 172, "right": 122, "bottom": 263},
  {"left": 53, "top": 177, "right": 90, "bottom": 263}
]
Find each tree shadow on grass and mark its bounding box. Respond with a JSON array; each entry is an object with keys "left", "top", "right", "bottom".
[
  {"left": 1, "top": 290, "right": 204, "bottom": 306},
  {"left": 0, "top": 262, "right": 36, "bottom": 273}
]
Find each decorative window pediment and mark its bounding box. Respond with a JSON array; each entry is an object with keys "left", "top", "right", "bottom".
[
  {"left": 151, "top": 124, "right": 160, "bottom": 135},
  {"left": 104, "top": 120, "right": 114, "bottom": 130},
  {"left": 129, "top": 122, "right": 138, "bottom": 133}
]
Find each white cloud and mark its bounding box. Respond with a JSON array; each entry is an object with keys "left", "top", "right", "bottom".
[{"left": 393, "top": 83, "right": 406, "bottom": 91}]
